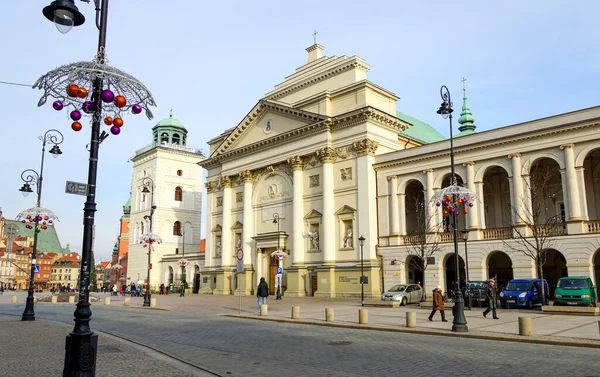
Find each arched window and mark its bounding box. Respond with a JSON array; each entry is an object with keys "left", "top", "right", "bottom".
[
  {"left": 175, "top": 186, "right": 183, "bottom": 201},
  {"left": 172, "top": 133, "right": 180, "bottom": 145},
  {"left": 160, "top": 132, "right": 169, "bottom": 143},
  {"left": 173, "top": 221, "right": 181, "bottom": 236}
]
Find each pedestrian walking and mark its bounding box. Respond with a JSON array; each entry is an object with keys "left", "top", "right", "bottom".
[
  {"left": 428, "top": 286, "right": 448, "bottom": 322},
  {"left": 483, "top": 280, "right": 499, "bottom": 319},
  {"left": 180, "top": 282, "right": 185, "bottom": 297},
  {"left": 256, "top": 277, "right": 269, "bottom": 309}
]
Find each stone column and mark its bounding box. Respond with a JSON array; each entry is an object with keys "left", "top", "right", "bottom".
[
  {"left": 398, "top": 193, "right": 406, "bottom": 235},
  {"left": 241, "top": 170, "right": 255, "bottom": 293},
  {"left": 464, "top": 162, "right": 479, "bottom": 229},
  {"left": 424, "top": 169, "right": 437, "bottom": 230},
  {"left": 575, "top": 167, "right": 589, "bottom": 220},
  {"left": 286, "top": 156, "right": 307, "bottom": 297},
  {"left": 221, "top": 176, "right": 233, "bottom": 266},
  {"left": 389, "top": 176, "right": 400, "bottom": 235},
  {"left": 203, "top": 181, "right": 216, "bottom": 269},
  {"left": 317, "top": 147, "right": 336, "bottom": 264},
  {"left": 560, "top": 144, "right": 582, "bottom": 220},
  {"left": 509, "top": 153, "right": 525, "bottom": 224}
]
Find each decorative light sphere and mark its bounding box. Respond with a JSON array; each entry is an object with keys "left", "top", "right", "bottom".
[
  {"left": 463, "top": 209, "right": 469, "bottom": 214},
  {"left": 104, "top": 116, "right": 113, "bottom": 126},
  {"left": 114, "top": 95, "right": 126, "bottom": 108},
  {"left": 77, "top": 87, "right": 88, "bottom": 98},
  {"left": 435, "top": 202, "right": 441, "bottom": 207},
  {"left": 49, "top": 220, "right": 53, "bottom": 224},
  {"left": 27, "top": 215, "right": 31, "bottom": 219},
  {"left": 71, "top": 121, "right": 83, "bottom": 132},
  {"left": 52, "top": 100, "right": 64, "bottom": 111},
  {"left": 443, "top": 210, "right": 448, "bottom": 215},
  {"left": 100, "top": 89, "right": 115, "bottom": 103},
  {"left": 44, "top": 216, "right": 49, "bottom": 220},
  {"left": 22, "top": 220, "right": 26, "bottom": 223},
  {"left": 113, "top": 117, "right": 123, "bottom": 127},
  {"left": 132, "top": 104, "right": 142, "bottom": 114},
  {"left": 82, "top": 101, "right": 95, "bottom": 114},
  {"left": 110, "top": 125, "right": 121, "bottom": 135},
  {"left": 450, "top": 208, "right": 455, "bottom": 213},
  {"left": 70, "top": 110, "right": 82, "bottom": 121},
  {"left": 468, "top": 202, "right": 474, "bottom": 207},
  {"left": 445, "top": 195, "right": 452, "bottom": 201},
  {"left": 67, "top": 84, "right": 79, "bottom": 97}
]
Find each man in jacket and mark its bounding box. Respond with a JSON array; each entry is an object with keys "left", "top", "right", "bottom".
[
  {"left": 483, "top": 280, "right": 499, "bottom": 319},
  {"left": 257, "top": 277, "right": 269, "bottom": 309},
  {"left": 428, "top": 286, "right": 448, "bottom": 322}
]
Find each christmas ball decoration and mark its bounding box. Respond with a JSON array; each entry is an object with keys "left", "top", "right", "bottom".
[
  {"left": 41, "top": 225, "right": 47, "bottom": 230},
  {"left": 70, "top": 110, "right": 82, "bottom": 121},
  {"left": 27, "top": 215, "right": 31, "bottom": 219},
  {"left": 49, "top": 220, "right": 53, "bottom": 224},
  {"left": 468, "top": 202, "right": 474, "bottom": 207},
  {"left": 104, "top": 116, "right": 113, "bottom": 125},
  {"left": 77, "top": 87, "right": 88, "bottom": 98},
  {"left": 443, "top": 210, "right": 448, "bottom": 215},
  {"left": 67, "top": 84, "right": 79, "bottom": 97},
  {"left": 44, "top": 216, "right": 49, "bottom": 220},
  {"left": 435, "top": 202, "right": 441, "bottom": 207},
  {"left": 457, "top": 198, "right": 463, "bottom": 204},
  {"left": 445, "top": 195, "right": 452, "bottom": 201},
  {"left": 132, "top": 104, "right": 142, "bottom": 114},
  {"left": 114, "top": 95, "right": 126, "bottom": 108},
  {"left": 82, "top": 101, "right": 95, "bottom": 114},
  {"left": 71, "top": 121, "right": 82, "bottom": 132},
  {"left": 52, "top": 100, "right": 63, "bottom": 111},
  {"left": 100, "top": 89, "right": 115, "bottom": 103},
  {"left": 110, "top": 125, "right": 121, "bottom": 135},
  {"left": 463, "top": 209, "right": 469, "bottom": 214},
  {"left": 22, "top": 220, "right": 26, "bottom": 223},
  {"left": 113, "top": 117, "right": 123, "bottom": 127},
  {"left": 42, "top": 221, "right": 47, "bottom": 225}
]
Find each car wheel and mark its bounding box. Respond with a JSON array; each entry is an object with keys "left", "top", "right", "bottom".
[
  {"left": 590, "top": 300, "right": 596, "bottom": 308},
  {"left": 527, "top": 299, "right": 533, "bottom": 310},
  {"left": 401, "top": 297, "right": 407, "bottom": 306}
]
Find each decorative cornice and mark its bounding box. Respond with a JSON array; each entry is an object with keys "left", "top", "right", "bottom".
[
  {"left": 330, "top": 107, "right": 409, "bottom": 134},
  {"left": 287, "top": 156, "right": 303, "bottom": 171},
  {"left": 317, "top": 147, "right": 337, "bottom": 163},
  {"left": 353, "top": 138, "right": 379, "bottom": 156}
]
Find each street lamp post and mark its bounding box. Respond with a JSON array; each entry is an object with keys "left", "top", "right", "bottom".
[
  {"left": 359, "top": 235, "right": 365, "bottom": 306},
  {"left": 461, "top": 228, "right": 471, "bottom": 310},
  {"left": 273, "top": 213, "right": 281, "bottom": 300},
  {"left": 18, "top": 129, "right": 64, "bottom": 321},
  {"left": 180, "top": 227, "right": 186, "bottom": 297},
  {"left": 141, "top": 177, "right": 155, "bottom": 307},
  {"left": 436, "top": 85, "right": 468, "bottom": 332}
]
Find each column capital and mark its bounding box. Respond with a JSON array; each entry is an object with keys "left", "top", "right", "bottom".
[
  {"left": 423, "top": 168, "right": 434, "bottom": 174},
  {"left": 287, "top": 156, "right": 304, "bottom": 171},
  {"left": 220, "top": 176, "right": 232, "bottom": 188},
  {"left": 352, "top": 138, "right": 379, "bottom": 156},
  {"left": 316, "top": 147, "right": 336, "bottom": 163},
  {"left": 239, "top": 170, "right": 254, "bottom": 183},
  {"left": 463, "top": 161, "right": 475, "bottom": 167},
  {"left": 205, "top": 181, "right": 218, "bottom": 193},
  {"left": 560, "top": 143, "right": 575, "bottom": 150},
  {"left": 387, "top": 175, "right": 398, "bottom": 182},
  {"left": 508, "top": 153, "right": 522, "bottom": 159}
]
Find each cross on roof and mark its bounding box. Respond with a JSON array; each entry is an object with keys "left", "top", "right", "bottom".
[
  {"left": 461, "top": 77, "right": 467, "bottom": 90},
  {"left": 313, "top": 30, "right": 318, "bottom": 44}
]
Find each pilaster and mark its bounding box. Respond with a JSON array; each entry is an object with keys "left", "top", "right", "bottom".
[
  {"left": 560, "top": 144, "right": 582, "bottom": 220},
  {"left": 317, "top": 147, "right": 336, "bottom": 265},
  {"left": 220, "top": 176, "right": 233, "bottom": 267},
  {"left": 389, "top": 176, "right": 400, "bottom": 235},
  {"left": 288, "top": 156, "right": 305, "bottom": 270}
]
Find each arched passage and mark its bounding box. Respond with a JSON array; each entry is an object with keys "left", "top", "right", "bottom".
[
  {"left": 441, "top": 174, "right": 466, "bottom": 231},
  {"left": 405, "top": 255, "right": 424, "bottom": 285},
  {"left": 404, "top": 180, "right": 425, "bottom": 235},
  {"left": 487, "top": 251, "right": 513, "bottom": 291},
  {"left": 165, "top": 266, "right": 174, "bottom": 287},
  {"left": 193, "top": 264, "right": 201, "bottom": 294},
  {"left": 543, "top": 249, "right": 567, "bottom": 298},
  {"left": 444, "top": 254, "right": 465, "bottom": 293},
  {"left": 482, "top": 167, "right": 511, "bottom": 229}
]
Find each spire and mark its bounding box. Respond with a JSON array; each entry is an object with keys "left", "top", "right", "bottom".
[{"left": 457, "top": 78, "right": 476, "bottom": 134}]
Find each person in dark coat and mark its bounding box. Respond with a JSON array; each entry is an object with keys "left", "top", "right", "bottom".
[
  {"left": 483, "top": 279, "right": 499, "bottom": 319},
  {"left": 428, "top": 286, "right": 448, "bottom": 322},
  {"left": 256, "top": 277, "right": 269, "bottom": 309}
]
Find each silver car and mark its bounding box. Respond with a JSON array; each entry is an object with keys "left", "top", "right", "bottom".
[{"left": 381, "top": 284, "right": 422, "bottom": 306}]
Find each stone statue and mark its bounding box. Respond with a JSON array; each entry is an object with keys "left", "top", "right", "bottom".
[
  {"left": 216, "top": 239, "right": 222, "bottom": 257},
  {"left": 236, "top": 237, "right": 242, "bottom": 250},
  {"left": 308, "top": 229, "right": 319, "bottom": 250},
  {"left": 344, "top": 226, "right": 353, "bottom": 248}
]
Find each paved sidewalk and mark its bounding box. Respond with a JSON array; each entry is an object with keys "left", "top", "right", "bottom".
[{"left": 0, "top": 313, "right": 212, "bottom": 377}]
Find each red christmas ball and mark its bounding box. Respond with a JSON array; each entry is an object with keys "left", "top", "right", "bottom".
[
  {"left": 114, "top": 95, "right": 126, "bottom": 108},
  {"left": 104, "top": 116, "right": 113, "bottom": 125},
  {"left": 71, "top": 121, "right": 82, "bottom": 132},
  {"left": 67, "top": 84, "right": 79, "bottom": 97},
  {"left": 113, "top": 117, "right": 123, "bottom": 127}
]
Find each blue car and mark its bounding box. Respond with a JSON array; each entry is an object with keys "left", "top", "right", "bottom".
[{"left": 499, "top": 279, "right": 549, "bottom": 309}]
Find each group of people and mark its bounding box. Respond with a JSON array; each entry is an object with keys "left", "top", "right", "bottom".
[
  {"left": 428, "top": 279, "right": 499, "bottom": 322},
  {"left": 109, "top": 284, "right": 145, "bottom": 297}
]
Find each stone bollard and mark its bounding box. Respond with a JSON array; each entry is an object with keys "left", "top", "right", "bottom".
[
  {"left": 68, "top": 296, "right": 75, "bottom": 304},
  {"left": 260, "top": 304, "right": 268, "bottom": 316},
  {"left": 326, "top": 308, "right": 334, "bottom": 322},
  {"left": 597, "top": 321, "right": 600, "bottom": 336},
  {"left": 33, "top": 297, "right": 37, "bottom": 303},
  {"left": 519, "top": 316, "right": 532, "bottom": 336},
  {"left": 406, "top": 312, "right": 417, "bottom": 328},
  {"left": 291, "top": 306, "right": 300, "bottom": 319},
  {"left": 124, "top": 298, "right": 130, "bottom": 307},
  {"left": 150, "top": 298, "right": 157, "bottom": 308},
  {"left": 51, "top": 296, "right": 58, "bottom": 304},
  {"left": 359, "top": 309, "right": 368, "bottom": 324},
  {"left": 104, "top": 297, "right": 111, "bottom": 306},
  {"left": 11, "top": 296, "right": 17, "bottom": 304}
]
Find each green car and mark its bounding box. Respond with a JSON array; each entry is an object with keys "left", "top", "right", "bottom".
[{"left": 553, "top": 277, "right": 597, "bottom": 307}]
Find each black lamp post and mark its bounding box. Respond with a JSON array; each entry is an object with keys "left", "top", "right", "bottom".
[
  {"left": 437, "top": 85, "right": 468, "bottom": 332},
  {"left": 141, "top": 177, "right": 155, "bottom": 307},
  {"left": 19, "top": 129, "right": 64, "bottom": 321},
  {"left": 180, "top": 227, "right": 186, "bottom": 297},
  {"left": 359, "top": 235, "right": 365, "bottom": 306},
  {"left": 273, "top": 213, "right": 281, "bottom": 300},
  {"left": 461, "top": 228, "right": 471, "bottom": 310}
]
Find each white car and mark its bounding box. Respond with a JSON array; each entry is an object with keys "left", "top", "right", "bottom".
[{"left": 381, "top": 284, "right": 422, "bottom": 306}]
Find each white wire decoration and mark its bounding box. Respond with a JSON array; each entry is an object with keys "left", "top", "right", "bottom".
[
  {"left": 430, "top": 185, "right": 477, "bottom": 216},
  {"left": 16, "top": 205, "right": 60, "bottom": 231},
  {"left": 33, "top": 48, "right": 156, "bottom": 135},
  {"left": 140, "top": 233, "right": 162, "bottom": 247},
  {"left": 178, "top": 259, "right": 188, "bottom": 268}
]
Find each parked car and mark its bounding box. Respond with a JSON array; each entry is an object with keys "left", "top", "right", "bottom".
[
  {"left": 381, "top": 284, "right": 422, "bottom": 306},
  {"left": 464, "top": 281, "right": 488, "bottom": 307},
  {"left": 499, "top": 279, "right": 549, "bottom": 309},
  {"left": 553, "top": 276, "right": 597, "bottom": 307}
]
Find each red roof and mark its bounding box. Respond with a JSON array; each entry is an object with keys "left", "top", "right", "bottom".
[{"left": 200, "top": 239, "right": 206, "bottom": 253}]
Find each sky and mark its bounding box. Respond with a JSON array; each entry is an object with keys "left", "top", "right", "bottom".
[{"left": 1, "top": 1, "right": 599, "bottom": 262}]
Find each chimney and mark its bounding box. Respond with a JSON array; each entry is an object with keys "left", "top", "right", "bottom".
[{"left": 306, "top": 44, "right": 324, "bottom": 63}]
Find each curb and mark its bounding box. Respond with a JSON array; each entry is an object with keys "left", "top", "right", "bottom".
[{"left": 225, "top": 314, "right": 600, "bottom": 349}]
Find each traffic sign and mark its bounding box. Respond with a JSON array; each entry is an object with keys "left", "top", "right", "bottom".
[
  {"left": 276, "top": 267, "right": 283, "bottom": 275},
  {"left": 65, "top": 181, "right": 88, "bottom": 196},
  {"left": 34, "top": 265, "right": 40, "bottom": 274},
  {"left": 235, "top": 248, "right": 244, "bottom": 261},
  {"left": 275, "top": 275, "right": 281, "bottom": 288},
  {"left": 236, "top": 259, "right": 244, "bottom": 273}
]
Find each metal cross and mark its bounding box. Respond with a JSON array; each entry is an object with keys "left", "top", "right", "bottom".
[
  {"left": 461, "top": 77, "right": 467, "bottom": 89},
  {"left": 313, "top": 30, "right": 318, "bottom": 44}
]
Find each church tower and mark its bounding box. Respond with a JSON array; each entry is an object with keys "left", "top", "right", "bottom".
[{"left": 127, "top": 113, "right": 205, "bottom": 292}]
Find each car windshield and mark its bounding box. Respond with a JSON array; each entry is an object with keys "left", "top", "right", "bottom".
[
  {"left": 387, "top": 285, "right": 407, "bottom": 292},
  {"left": 469, "top": 282, "right": 487, "bottom": 289},
  {"left": 505, "top": 282, "right": 532, "bottom": 291},
  {"left": 557, "top": 279, "right": 589, "bottom": 289}
]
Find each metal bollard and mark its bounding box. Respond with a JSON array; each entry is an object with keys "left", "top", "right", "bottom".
[
  {"left": 359, "top": 309, "right": 368, "bottom": 324},
  {"left": 326, "top": 308, "right": 334, "bottom": 322},
  {"left": 124, "top": 298, "right": 130, "bottom": 307},
  {"left": 260, "top": 304, "right": 268, "bottom": 316},
  {"left": 406, "top": 312, "right": 417, "bottom": 328},
  {"left": 104, "top": 297, "right": 111, "bottom": 306},
  {"left": 11, "top": 296, "right": 17, "bottom": 304},
  {"left": 51, "top": 296, "right": 58, "bottom": 304},
  {"left": 150, "top": 298, "right": 157, "bottom": 308},
  {"left": 291, "top": 306, "right": 300, "bottom": 319},
  {"left": 519, "top": 316, "right": 532, "bottom": 336},
  {"left": 68, "top": 296, "right": 75, "bottom": 304}
]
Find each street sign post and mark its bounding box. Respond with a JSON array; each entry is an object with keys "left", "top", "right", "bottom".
[
  {"left": 34, "top": 265, "right": 40, "bottom": 274},
  {"left": 65, "top": 181, "right": 88, "bottom": 196}
]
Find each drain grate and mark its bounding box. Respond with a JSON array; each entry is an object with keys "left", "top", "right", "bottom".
[
  {"left": 327, "top": 341, "right": 352, "bottom": 346},
  {"left": 98, "top": 345, "right": 123, "bottom": 354}
]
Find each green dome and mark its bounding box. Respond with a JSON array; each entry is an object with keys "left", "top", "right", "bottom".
[
  {"left": 152, "top": 112, "right": 188, "bottom": 146},
  {"left": 155, "top": 116, "right": 185, "bottom": 130}
]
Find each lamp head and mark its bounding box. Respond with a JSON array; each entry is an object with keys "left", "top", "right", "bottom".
[
  {"left": 358, "top": 235, "right": 365, "bottom": 246},
  {"left": 43, "top": 0, "right": 85, "bottom": 34},
  {"left": 19, "top": 183, "right": 33, "bottom": 197},
  {"left": 437, "top": 101, "right": 453, "bottom": 119},
  {"left": 272, "top": 213, "right": 279, "bottom": 223},
  {"left": 49, "top": 144, "right": 62, "bottom": 157},
  {"left": 141, "top": 186, "right": 150, "bottom": 194},
  {"left": 461, "top": 228, "right": 469, "bottom": 241}
]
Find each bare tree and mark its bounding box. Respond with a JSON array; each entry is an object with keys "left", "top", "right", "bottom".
[
  {"left": 404, "top": 197, "right": 443, "bottom": 300},
  {"left": 503, "top": 162, "right": 564, "bottom": 305}
]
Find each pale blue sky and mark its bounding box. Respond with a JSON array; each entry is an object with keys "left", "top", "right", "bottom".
[{"left": 1, "top": 1, "right": 598, "bottom": 262}]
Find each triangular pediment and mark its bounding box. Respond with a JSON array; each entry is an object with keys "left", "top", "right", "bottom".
[
  {"left": 304, "top": 209, "right": 322, "bottom": 220},
  {"left": 231, "top": 221, "right": 243, "bottom": 230},
  {"left": 211, "top": 224, "right": 222, "bottom": 232},
  {"left": 211, "top": 100, "right": 325, "bottom": 157},
  {"left": 335, "top": 205, "right": 356, "bottom": 216}
]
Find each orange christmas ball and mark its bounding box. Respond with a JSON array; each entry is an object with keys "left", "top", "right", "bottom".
[
  {"left": 104, "top": 116, "right": 113, "bottom": 125},
  {"left": 463, "top": 209, "right": 469, "bottom": 214},
  {"left": 71, "top": 121, "right": 82, "bottom": 132},
  {"left": 445, "top": 195, "right": 452, "bottom": 201},
  {"left": 77, "top": 87, "right": 88, "bottom": 98},
  {"left": 443, "top": 210, "right": 448, "bottom": 215},
  {"left": 113, "top": 117, "right": 124, "bottom": 127},
  {"left": 44, "top": 216, "right": 49, "bottom": 220},
  {"left": 67, "top": 84, "right": 79, "bottom": 97},
  {"left": 114, "top": 95, "right": 126, "bottom": 108}
]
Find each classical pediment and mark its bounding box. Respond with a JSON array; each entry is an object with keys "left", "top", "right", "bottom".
[
  {"left": 231, "top": 221, "right": 243, "bottom": 230},
  {"left": 210, "top": 100, "right": 325, "bottom": 158},
  {"left": 211, "top": 224, "right": 222, "bottom": 232},
  {"left": 335, "top": 205, "right": 356, "bottom": 216},
  {"left": 304, "top": 209, "right": 323, "bottom": 220}
]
